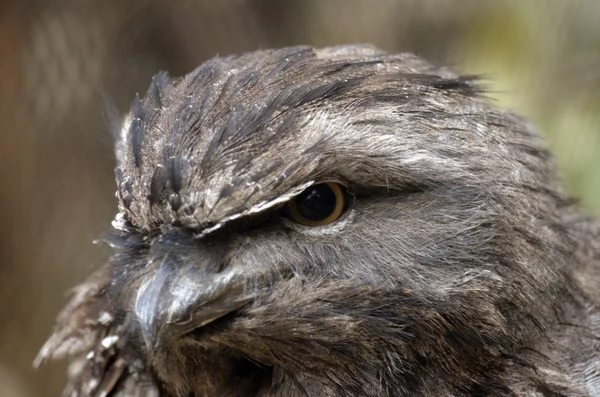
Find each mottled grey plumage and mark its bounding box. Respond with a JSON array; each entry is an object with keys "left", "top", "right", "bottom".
[{"left": 36, "top": 45, "right": 600, "bottom": 396}]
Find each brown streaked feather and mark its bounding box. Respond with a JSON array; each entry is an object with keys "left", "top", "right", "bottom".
[{"left": 35, "top": 267, "right": 160, "bottom": 397}]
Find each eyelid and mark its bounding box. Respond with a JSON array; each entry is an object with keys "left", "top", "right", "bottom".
[{"left": 282, "top": 207, "right": 356, "bottom": 236}]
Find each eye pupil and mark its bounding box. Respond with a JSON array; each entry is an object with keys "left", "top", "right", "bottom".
[
  {"left": 296, "top": 185, "right": 337, "bottom": 221},
  {"left": 283, "top": 182, "right": 346, "bottom": 226}
]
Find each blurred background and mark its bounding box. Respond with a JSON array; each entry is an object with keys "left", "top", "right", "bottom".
[{"left": 0, "top": 0, "right": 599, "bottom": 395}]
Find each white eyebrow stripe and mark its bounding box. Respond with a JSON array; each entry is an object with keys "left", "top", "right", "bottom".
[{"left": 193, "top": 181, "right": 315, "bottom": 238}]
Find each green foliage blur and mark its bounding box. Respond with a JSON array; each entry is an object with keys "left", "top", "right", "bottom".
[{"left": 453, "top": 2, "right": 600, "bottom": 214}]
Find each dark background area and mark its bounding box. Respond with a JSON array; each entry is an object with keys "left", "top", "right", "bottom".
[{"left": 0, "top": 1, "right": 599, "bottom": 395}]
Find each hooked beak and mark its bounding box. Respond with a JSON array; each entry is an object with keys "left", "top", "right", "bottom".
[{"left": 135, "top": 253, "right": 251, "bottom": 350}]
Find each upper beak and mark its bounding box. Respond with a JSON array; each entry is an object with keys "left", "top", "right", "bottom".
[{"left": 134, "top": 252, "right": 251, "bottom": 350}]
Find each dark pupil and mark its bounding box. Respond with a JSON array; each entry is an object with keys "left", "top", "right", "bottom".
[{"left": 296, "top": 185, "right": 337, "bottom": 221}]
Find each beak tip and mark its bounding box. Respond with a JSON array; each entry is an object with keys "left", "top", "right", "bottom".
[
  {"left": 135, "top": 282, "right": 166, "bottom": 351},
  {"left": 142, "top": 330, "right": 158, "bottom": 352},
  {"left": 133, "top": 259, "right": 249, "bottom": 351}
]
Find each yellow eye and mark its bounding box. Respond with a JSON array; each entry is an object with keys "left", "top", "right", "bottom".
[{"left": 284, "top": 182, "right": 346, "bottom": 226}]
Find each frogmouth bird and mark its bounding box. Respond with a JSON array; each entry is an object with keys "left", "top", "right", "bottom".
[{"left": 36, "top": 45, "right": 600, "bottom": 396}]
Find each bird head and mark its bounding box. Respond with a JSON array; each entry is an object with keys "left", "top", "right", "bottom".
[{"left": 39, "top": 45, "right": 594, "bottom": 397}]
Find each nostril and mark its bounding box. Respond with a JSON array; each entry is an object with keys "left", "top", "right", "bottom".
[
  {"left": 172, "top": 312, "right": 193, "bottom": 326},
  {"left": 188, "top": 309, "right": 241, "bottom": 340}
]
